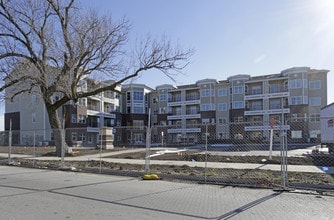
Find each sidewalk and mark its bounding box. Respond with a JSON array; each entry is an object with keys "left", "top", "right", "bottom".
[
  {"left": 1, "top": 165, "right": 334, "bottom": 220},
  {"left": 1, "top": 148, "right": 334, "bottom": 174}
]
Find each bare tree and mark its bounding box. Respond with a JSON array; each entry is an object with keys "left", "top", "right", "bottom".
[{"left": 0, "top": 0, "right": 193, "bottom": 156}]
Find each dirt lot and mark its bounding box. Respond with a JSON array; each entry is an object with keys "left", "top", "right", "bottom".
[{"left": 1, "top": 146, "right": 334, "bottom": 189}]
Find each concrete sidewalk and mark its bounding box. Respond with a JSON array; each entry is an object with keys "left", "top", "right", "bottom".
[
  {"left": 0, "top": 166, "right": 333, "bottom": 220},
  {"left": 1, "top": 147, "right": 334, "bottom": 174}
]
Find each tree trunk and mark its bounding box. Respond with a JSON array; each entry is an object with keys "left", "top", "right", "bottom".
[{"left": 46, "top": 106, "right": 67, "bottom": 157}]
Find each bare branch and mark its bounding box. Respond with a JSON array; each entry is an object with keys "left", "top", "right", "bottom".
[{"left": 0, "top": 0, "right": 193, "bottom": 156}]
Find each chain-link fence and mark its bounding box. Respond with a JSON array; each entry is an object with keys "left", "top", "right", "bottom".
[
  {"left": 283, "top": 117, "right": 334, "bottom": 191},
  {"left": 1, "top": 118, "right": 333, "bottom": 191}
]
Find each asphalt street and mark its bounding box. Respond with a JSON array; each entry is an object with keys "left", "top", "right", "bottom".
[{"left": 0, "top": 166, "right": 333, "bottom": 220}]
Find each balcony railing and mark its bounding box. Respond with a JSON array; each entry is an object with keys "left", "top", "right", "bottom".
[
  {"left": 245, "top": 89, "right": 262, "bottom": 95},
  {"left": 87, "top": 105, "right": 100, "bottom": 111},
  {"left": 87, "top": 122, "right": 98, "bottom": 127},
  {"left": 186, "top": 110, "right": 199, "bottom": 114},
  {"left": 269, "top": 87, "right": 288, "bottom": 93},
  {"left": 186, "top": 95, "right": 200, "bottom": 101},
  {"left": 168, "top": 97, "right": 182, "bottom": 102},
  {"left": 269, "top": 104, "right": 289, "bottom": 110},
  {"left": 246, "top": 106, "right": 263, "bottom": 111}
]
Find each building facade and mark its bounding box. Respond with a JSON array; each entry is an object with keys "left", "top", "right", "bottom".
[
  {"left": 4, "top": 77, "right": 122, "bottom": 147},
  {"left": 4, "top": 67, "right": 329, "bottom": 147},
  {"left": 149, "top": 67, "right": 328, "bottom": 145}
]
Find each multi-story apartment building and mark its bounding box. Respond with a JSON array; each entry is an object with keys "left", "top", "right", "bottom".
[
  {"left": 63, "top": 79, "right": 122, "bottom": 147},
  {"left": 150, "top": 67, "right": 328, "bottom": 145},
  {"left": 4, "top": 77, "right": 121, "bottom": 148},
  {"left": 118, "top": 84, "right": 153, "bottom": 146},
  {"left": 5, "top": 66, "right": 328, "bottom": 147}
]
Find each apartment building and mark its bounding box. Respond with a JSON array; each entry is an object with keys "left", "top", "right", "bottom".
[
  {"left": 150, "top": 67, "right": 328, "bottom": 145},
  {"left": 118, "top": 84, "right": 153, "bottom": 146},
  {"left": 64, "top": 79, "right": 122, "bottom": 148},
  {"left": 5, "top": 66, "right": 328, "bottom": 147},
  {"left": 4, "top": 77, "right": 121, "bottom": 148}
]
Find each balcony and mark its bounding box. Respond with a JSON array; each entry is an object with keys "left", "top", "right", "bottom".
[
  {"left": 245, "top": 107, "right": 290, "bottom": 116},
  {"left": 244, "top": 124, "right": 290, "bottom": 131},
  {"left": 167, "top": 114, "right": 201, "bottom": 120},
  {"left": 168, "top": 99, "right": 200, "bottom": 106},
  {"left": 167, "top": 127, "right": 201, "bottom": 133},
  {"left": 186, "top": 94, "right": 200, "bottom": 101},
  {"left": 245, "top": 91, "right": 289, "bottom": 100},
  {"left": 245, "top": 89, "right": 262, "bottom": 96}
]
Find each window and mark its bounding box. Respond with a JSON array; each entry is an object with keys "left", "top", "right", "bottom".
[
  {"left": 79, "top": 133, "right": 86, "bottom": 141},
  {"left": 133, "top": 105, "right": 144, "bottom": 113},
  {"left": 303, "top": 79, "right": 308, "bottom": 88},
  {"left": 201, "top": 89, "right": 214, "bottom": 97},
  {"left": 269, "top": 84, "right": 281, "bottom": 93},
  {"left": 158, "top": 94, "right": 166, "bottom": 101},
  {"left": 218, "top": 103, "right": 227, "bottom": 111},
  {"left": 289, "top": 79, "right": 302, "bottom": 89},
  {"left": 252, "top": 86, "right": 262, "bottom": 95},
  {"left": 78, "top": 98, "right": 86, "bottom": 106},
  {"left": 291, "top": 113, "right": 302, "bottom": 122},
  {"left": 175, "top": 107, "right": 182, "bottom": 115},
  {"left": 78, "top": 115, "right": 86, "bottom": 124},
  {"left": 88, "top": 134, "right": 93, "bottom": 143},
  {"left": 32, "top": 113, "right": 36, "bottom": 123},
  {"left": 309, "top": 97, "right": 321, "bottom": 106},
  {"left": 252, "top": 101, "right": 262, "bottom": 110},
  {"left": 218, "top": 88, "right": 227, "bottom": 96},
  {"left": 290, "top": 96, "right": 302, "bottom": 105},
  {"left": 133, "top": 91, "right": 144, "bottom": 102},
  {"left": 234, "top": 117, "right": 243, "bottom": 122},
  {"left": 233, "top": 85, "right": 243, "bottom": 94},
  {"left": 310, "top": 130, "right": 320, "bottom": 138},
  {"left": 202, "top": 118, "right": 210, "bottom": 124},
  {"left": 173, "top": 93, "right": 181, "bottom": 101},
  {"left": 309, "top": 80, "right": 321, "bottom": 90},
  {"left": 200, "top": 103, "right": 215, "bottom": 111},
  {"left": 233, "top": 101, "right": 244, "bottom": 109},
  {"left": 218, "top": 118, "right": 227, "bottom": 124},
  {"left": 126, "top": 91, "right": 131, "bottom": 101},
  {"left": 133, "top": 120, "right": 144, "bottom": 126},
  {"left": 218, "top": 133, "right": 227, "bottom": 139},
  {"left": 72, "top": 132, "right": 77, "bottom": 141},
  {"left": 310, "top": 114, "right": 320, "bottom": 122},
  {"left": 291, "top": 130, "right": 302, "bottom": 139},
  {"left": 303, "top": 96, "right": 308, "bottom": 105},
  {"left": 71, "top": 114, "right": 77, "bottom": 123},
  {"left": 269, "top": 100, "right": 281, "bottom": 109}
]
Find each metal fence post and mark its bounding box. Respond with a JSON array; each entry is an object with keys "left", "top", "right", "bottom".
[
  {"left": 61, "top": 128, "right": 65, "bottom": 169},
  {"left": 145, "top": 109, "right": 151, "bottom": 174},
  {"left": 8, "top": 119, "right": 12, "bottom": 164},
  {"left": 204, "top": 123, "right": 208, "bottom": 183},
  {"left": 280, "top": 120, "right": 288, "bottom": 189},
  {"left": 33, "top": 130, "right": 36, "bottom": 167}
]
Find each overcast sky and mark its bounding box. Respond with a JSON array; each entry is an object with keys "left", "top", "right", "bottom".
[{"left": 1, "top": 0, "right": 334, "bottom": 130}]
